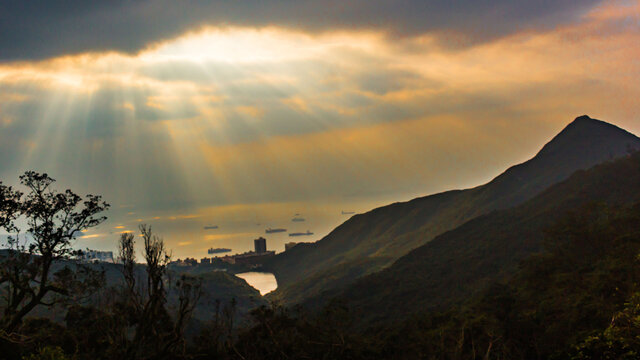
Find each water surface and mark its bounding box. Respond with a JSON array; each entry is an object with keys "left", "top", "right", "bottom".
[{"left": 236, "top": 272, "right": 278, "bottom": 295}]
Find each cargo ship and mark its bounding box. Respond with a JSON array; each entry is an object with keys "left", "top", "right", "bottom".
[
  {"left": 289, "top": 231, "right": 313, "bottom": 237},
  {"left": 204, "top": 225, "right": 219, "bottom": 230},
  {"left": 291, "top": 217, "right": 305, "bottom": 222},
  {"left": 341, "top": 211, "right": 355, "bottom": 215},
  {"left": 266, "top": 228, "right": 287, "bottom": 234},
  {"left": 207, "top": 247, "right": 231, "bottom": 254}
]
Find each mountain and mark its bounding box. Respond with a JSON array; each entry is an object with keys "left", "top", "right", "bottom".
[
  {"left": 264, "top": 116, "right": 640, "bottom": 304},
  {"left": 330, "top": 150, "right": 640, "bottom": 325}
]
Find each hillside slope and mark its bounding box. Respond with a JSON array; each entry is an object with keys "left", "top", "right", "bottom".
[
  {"left": 10, "top": 260, "right": 267, "bottom": 325},
  {"left": 265, "top": 116, "right": 640, "bottom": 304},
  {"left": 332, "top": 150, "right": 640, "bottom": 325}
]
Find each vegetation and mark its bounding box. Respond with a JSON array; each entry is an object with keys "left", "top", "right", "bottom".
[
  {"left": 176, "top": 200, "right": 640, "bottom": 360},
  {"left": 192, "top": 200, "right": 640, "bottom": 360},
  {"left": 324, "top": 150, "right": 640, "bottom": 324},
  {"left": 114, "top": 226, "right": 202, "bottom": 359},
  {"left": 0, "top": 172, "right": 263, "bottom": 359},
  {"left": 349, "top": 201, "right": 640, "bottom": 359},
  {"left": 0, "top": 172, "right": 108, "bottom": 334}
]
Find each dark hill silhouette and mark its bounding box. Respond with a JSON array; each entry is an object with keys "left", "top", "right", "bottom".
[
  {"left": 264, "top": 115, "right": 640, "bottom": 304},
  {"left": 0, "top": 256, "right": 266, "bottom": 327},
  {"left": 329, "top": 150, "right": 640, "bottom": 325}
]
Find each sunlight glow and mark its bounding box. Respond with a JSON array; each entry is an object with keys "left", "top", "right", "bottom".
[
  {"left": 0, "top": 2, "right": 639, "bottom": 257},
  {"left": 145, "top": 27, "right": 383, "bottom": 63}
]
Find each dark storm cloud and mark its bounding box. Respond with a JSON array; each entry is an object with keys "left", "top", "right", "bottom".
[{"left": 0, "top": 0, "right": 602, "bottom": 61}]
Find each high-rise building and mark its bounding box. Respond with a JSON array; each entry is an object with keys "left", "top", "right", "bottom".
[{"left": 254, "top": 237, "right": 267, "bottom": 253}]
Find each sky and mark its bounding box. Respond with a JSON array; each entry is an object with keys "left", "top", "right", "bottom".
[{"left": 0, "top": 0, "right": 639, "bottom": 258}]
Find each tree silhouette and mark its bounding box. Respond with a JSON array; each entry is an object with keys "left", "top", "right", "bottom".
[
  {"left": 0, "top": 171, "right": 109, "bottom": 334},
  {"left": 117, "top": 225, "right": 201, "bottom": 360},
  {"left": 0, "top": 181, "right": 21, "bottom": 231}
]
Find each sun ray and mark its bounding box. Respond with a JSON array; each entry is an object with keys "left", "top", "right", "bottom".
[{"left": 1, "top": 2, "right": 639, "bottom": 255}]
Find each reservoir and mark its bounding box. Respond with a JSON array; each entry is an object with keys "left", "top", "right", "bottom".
[{"left": 236, "top": 272, "right": 278, "bottom": 295}]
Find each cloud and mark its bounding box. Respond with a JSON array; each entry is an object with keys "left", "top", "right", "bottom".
[
  {"left": 1, "top": 0, "right": 636, "bottom": 258},
  {"left": 0, "top": 0, "right": 602, "bottom": 61},
  {"left": 80, "top": 234, "right": 103, "bottom": 239},
  {"left": 0, "top": 1, "right": 638, "bottom": 223}
]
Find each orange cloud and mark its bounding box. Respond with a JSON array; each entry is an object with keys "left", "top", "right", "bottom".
[
  {"left": 81, "top": 234, "right": 102, "bottom": 239},
  {"left": 1, "top": 1, "right": 639, "bottom": 261}
]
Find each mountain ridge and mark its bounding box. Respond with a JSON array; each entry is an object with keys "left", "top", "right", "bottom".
[
  {"left": 327, "top": 150, "right": 640, "bottom": 325},
  {"left": 264, "top": 115, "right": 640, "bottom": 305}
]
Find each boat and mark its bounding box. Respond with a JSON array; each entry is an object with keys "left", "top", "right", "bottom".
[
  {"left": 204, "top": 225, "right": 219, "bottom": 230},
  {"left": 291, "top": 217, "right": 305, "bottom": 222},
  {"left": 208, "top": 247, "right": 231, "bottom": 254},
  {"left": 341, "top": 211, "right": 355, "bottom": 215},
  {"left": 266, "top": 228, "right": 287, "bottom": 234},
  {"left": 289, "top": 231, "right": 313, "bottom": 237}
]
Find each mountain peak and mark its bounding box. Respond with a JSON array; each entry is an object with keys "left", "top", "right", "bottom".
[
  {"left": 483, "top": 115, "right": 640, "bottom": 208},
  {"left": 564, "top": 114, "right": 620, "bottom": 132},
  {"left": 536, "top": 115, "right": 640, "bottom": 159},
  {"left": 572, "top": 114, "right": 592, "bottom": 122},
  {"left": 563, "top": 114, "right": 616, "bottom": 132}
]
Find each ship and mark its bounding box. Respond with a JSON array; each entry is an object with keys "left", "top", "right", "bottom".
[
  {"left": 341, "top": 211, "right": 355, "bottom": 215},
  {"left": 208, "top": 247, "right": 231, "bottom": 254},
  {"left": 266, "top": 228, "right": 287, "bottom": 234},
  {"left": 291, "top": 217, "right": 305, "bottom": 222},
  {"left": 289, "top": 230, "right": 313, "bottom": 237},
  {"left": 204, "top": 225, "right": 219, "bottom": 230}
]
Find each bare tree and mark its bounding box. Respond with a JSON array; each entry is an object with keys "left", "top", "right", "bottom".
[
  {"left": 118, "top": 232, "right": 138, "bottom": 305},
  {"left": 0, "top": 171, "right": 109, "bottom": 334},
  {"left": 118, "top": 225, "right": 201, "bottom": 359}
]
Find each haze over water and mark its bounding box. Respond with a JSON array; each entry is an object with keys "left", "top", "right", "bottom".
[{"left": 77, "top": 196, "right": 392, "bottom": 259}]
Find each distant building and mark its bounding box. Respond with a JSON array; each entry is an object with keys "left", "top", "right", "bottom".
[
  {"left": 80, "top": 249, "right": 114, "bottom": 263},
  {"left": 233, "top": 250, "right": 275, "bottom": 266},
  {"left": 169, "top": 259, "right": 186, "bottom": 267},
  {"left": 184, "top": 237, "right": 275, "bottom": 267},
  {"left": 219, "top": 255, "right": 236, "bottom": 264},
  {"left": 285, "top": 242, "right": 298, "bottom": 251},
  {"left": 169, "top": 257, "right": 198, "bottom": 267},
  {"left": 254, "top": 237, "right": 267, "bottom": 253}
]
